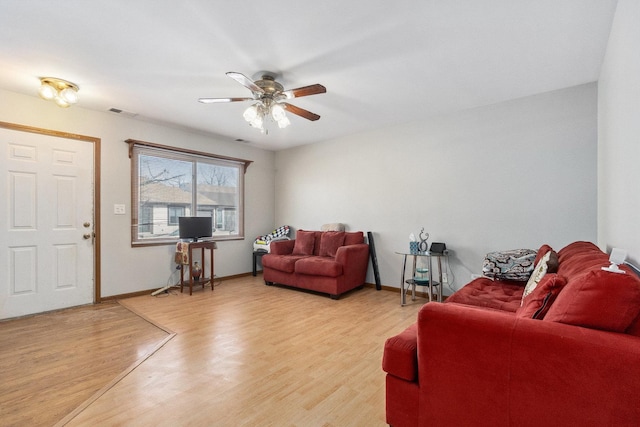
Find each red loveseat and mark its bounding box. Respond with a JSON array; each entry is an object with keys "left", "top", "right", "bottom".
[
  {"left": 382, "top": 241, "right": 640, "bottom": 426},
  {"left": 262, "top": 230, "right": 369, "bottom": 299}
]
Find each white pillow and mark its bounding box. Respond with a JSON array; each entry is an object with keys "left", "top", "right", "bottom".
[
  {"left": 321, "top": 223, "right": 345, "bottom": 231},
  {"left": 522, "top": 251, "right": 551, "bottom": 304}
]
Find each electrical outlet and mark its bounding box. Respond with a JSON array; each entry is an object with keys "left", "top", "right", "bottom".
[
  {"left": 114, "top": 204, "right": 126, "bottom": 215},
  {"left": 442, "top": 273, "right": 448, "bottom": 283}
]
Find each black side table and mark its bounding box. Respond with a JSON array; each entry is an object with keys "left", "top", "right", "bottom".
[{"left": 253, "top": 250, "right": 268, "bottom": 276}]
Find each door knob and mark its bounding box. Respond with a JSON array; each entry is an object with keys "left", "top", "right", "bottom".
[
  {"left": 83, "top": 222, "right": 91, "bottom": 228},
  {"left": 83, "top": 233, "right": 92, "bottom": 240}
]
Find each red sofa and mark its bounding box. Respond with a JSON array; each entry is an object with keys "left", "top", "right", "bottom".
[
  {"left": 262, "top": 230, "right": 369, "bottom": 299},
  {"left": 382, "top": 241, "right": 640, "bottom": 426}
]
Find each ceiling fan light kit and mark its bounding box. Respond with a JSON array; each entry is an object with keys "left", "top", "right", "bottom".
[{"left": 199, "top": 71, "right": 326, "bottom": 133}]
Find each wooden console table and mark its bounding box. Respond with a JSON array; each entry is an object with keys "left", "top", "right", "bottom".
[{"left": 180, "top": 241, "right": 217, "bottom": 295}]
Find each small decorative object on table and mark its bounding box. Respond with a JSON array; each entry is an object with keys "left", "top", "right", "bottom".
[
  {"left": 192, "top": 261, "right": 202, "bottom": 281},
  {"left": 419, "top": 227, "right": 429, "bottom": 252},
  {"left": 409, "top": 228, "right": 430, "bottom": 253}
]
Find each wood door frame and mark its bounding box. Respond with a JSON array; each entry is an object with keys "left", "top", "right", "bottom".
[{"left": 0, "top": 121, "right": 102, "bottom": 303}]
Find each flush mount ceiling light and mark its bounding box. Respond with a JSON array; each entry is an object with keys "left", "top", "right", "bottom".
[{"left": 38, "top": 77, "right": 79, "bottom": 108}]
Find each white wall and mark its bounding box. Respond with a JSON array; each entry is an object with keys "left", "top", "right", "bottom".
[
  {"left": 275, "top": 84, "right": 598, "bottom": 294},
  {"left": 0, "top": 77, "right": 604, "bottom": 298},
  {"left": 598, "top": 0, "right": 640, "bottom": 266},
  {"left": 0, "top": 89, "right": 276, "bottom": 297}
]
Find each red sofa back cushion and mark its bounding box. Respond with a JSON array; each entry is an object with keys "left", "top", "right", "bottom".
[
  {"left": 542, "top": 241, "right": 640, "bottom": 333},
  {"left": 292, "top": 230, "right": 316, "bottom": 255},
  {"left": 545, "top": 268, "right": 640, "bottom": 332},
  {"left": 344, "top": 231, "right": 364, "bottom": 245},
  {"left": 556, "top": 241, "right": 607, "bottom": 278},
  {"left": 292, "top": 230, "right": 364, "bottom": 257},
  {"left": 319, "top": 231, "right": 346, "bottom": 257}
]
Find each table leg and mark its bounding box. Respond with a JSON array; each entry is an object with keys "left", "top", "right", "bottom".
[
  {"left": 427, "top": 256, "right": 434, "bottom": 302},
  {"left": 180, "top": 261, "right": 185, "bottom": 293},
  {"left": 437, "top": 256, "right": 443, "bottom": 302},
  {"left": 411, "top": 255, "right": 417, "bottom": 301},
  {"left": 401, "top": 254, "right": 408, "bottom": 306},
  {"left": 252, "top": 252, "right": 257, "bottom": 276},
  {"left": 210, "top": 245, "right": 215, "bottom": 291}
]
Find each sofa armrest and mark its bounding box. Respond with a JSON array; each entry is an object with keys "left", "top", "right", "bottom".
[
  {"left": 417, "top": 302, "right": 640, "bottom": 426},
  {"left": 335, "top": 243, "right": 369, "bottom": 284},
  {"left": 335, "top": 243, "right": 369, "bottom": 264},
  {"left": 382, "top": 323, "right": 418, "bottom": 381},
  {"left": 269, "top": 239, "right": 295, "bottom": 255}
]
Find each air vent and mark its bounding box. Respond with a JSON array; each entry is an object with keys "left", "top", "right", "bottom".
[{"left": 109, "top": 107, "right": 138, "bottom": 118}]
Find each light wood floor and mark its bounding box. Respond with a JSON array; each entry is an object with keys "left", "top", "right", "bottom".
[
  {"left": 0, "top": 301, "right": 173, "bottom": 426},
  {"left": 4, "top": 275, "right": 424, "bottom": 426}
]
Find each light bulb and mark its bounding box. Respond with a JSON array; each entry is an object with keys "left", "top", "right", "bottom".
[
  {"left": 250, "top": 115, "right": 263, "bottom": 129},
  {"left": 271, "top": 103, "right": 286, "bottom": 121},
  {"left": 243, "top": 104, "right": 258, "bottom": 122},
  {"left": 59, "top": 87, "right": 78, "bottom": 104},
  {"left": 54, "top": 96, "right": 70, "bottom": 108},
  {"left": 39, "top": 83, "right": 57, "bottom": 100},
  {"left": 277, "top": 116, "right": 290, "bottom": 129}
]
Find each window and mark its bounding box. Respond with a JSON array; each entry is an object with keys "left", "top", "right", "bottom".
[
  {"left": 168, "top": 206, "right": 185, "bottom": 225},
  {"left": 127, "top": 139, "right": 251, "bottom": 246}
]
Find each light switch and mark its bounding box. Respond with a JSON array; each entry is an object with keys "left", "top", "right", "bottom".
[{"left": 114, "top": 204, "right": 126, "bottom": 215}]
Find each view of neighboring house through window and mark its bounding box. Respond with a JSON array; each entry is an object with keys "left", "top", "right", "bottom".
[
  {"left": 168, "top": 206, "right": 185, "bottom": 225},
  {"left": 129, "top": 141, "right": 247, "bottom": 245}
]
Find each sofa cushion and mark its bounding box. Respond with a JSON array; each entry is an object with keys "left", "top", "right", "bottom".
[
  {"left": 556, "top": 241, "right": 608, "bottom": 278},
  {"left": 295, "top": 256, "right": 343, "bottom": 277},
  {"left": 319, "top": 231, "right": 345, "bottom": 257},
  {"left": 320, "top": 223, "right": 345, "bottom": 231},
  {"left": 537, "top": 245, "right": 559, "bottom": 272},
  {"left": 344, "top": 231, "right": 364, "bottom": 245},
  {"left": 292, "top": 230, "right": 316, "bottom": 255},
  {"left": 533, "top": 244, "right": 558, "bottom": 270},
  {"left": 262, "top": 254, "right": 308, "bottom": 273},
  {"left": 445, "top": 277, "right": 524, "bottom": 312},
  {"left": 544, "top": 268, "right": 640, "bottom": 332},
  {"left": 382, "top": 323, "right": 418, "bottom": 381},
  {"left": 534, "top": 244, "right": 553, "bottom": 266},
  {"left": 522, "top": 250, "right": 559, "bottom": 301},
  {"left": 626, "top": 312, "right": 640, "bottom": 337},
  {"left": 522, "top": 251, "right": 550, "bottom": 299},
  {"left": 516, "top": 274, "right": 567, "bottom": 319}
]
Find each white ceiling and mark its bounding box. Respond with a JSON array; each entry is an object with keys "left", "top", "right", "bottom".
[{"left": 0, "top": 0, "right": 618, "bottom": 151}]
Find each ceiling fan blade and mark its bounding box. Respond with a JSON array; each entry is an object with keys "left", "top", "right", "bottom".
[
  {"left": 283, "top": 84, "right": 326, "bottom": 99},
  {"left": 226, "top": 72, "right": 264, "bottom": 94},
  {"left": 198, "top": 97, "right": 254, "bottom": 104},
  {"left": 283, "top": 102, "right": 321, "bottom": 121}
]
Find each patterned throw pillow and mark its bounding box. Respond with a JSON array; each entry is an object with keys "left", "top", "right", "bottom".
[
  {"left": 522, "top": 251, "right": 552, "bottom": 300},
  {"left": 255, "top": 225, "right": 290, "bottom": 244},
  {"left": 482, "top": 249, "right": 536, "bottom": 281}
]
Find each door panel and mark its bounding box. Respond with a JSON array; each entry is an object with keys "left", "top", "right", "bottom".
[{"left": 0, "top": 127, "right": 95, "bottom": 319}]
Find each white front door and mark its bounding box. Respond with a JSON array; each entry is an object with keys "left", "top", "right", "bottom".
[{"left": 0, "top": 127, "right": 95, "bottom": 319}]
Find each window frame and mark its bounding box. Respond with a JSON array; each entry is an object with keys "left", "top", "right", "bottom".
[{"left": 126, "top": 139, "right": 252, "bottom": 247}]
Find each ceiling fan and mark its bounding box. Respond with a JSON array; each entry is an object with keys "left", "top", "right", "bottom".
[{"left": 198, "top": 72, "right": 326, "bottom": 130}]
